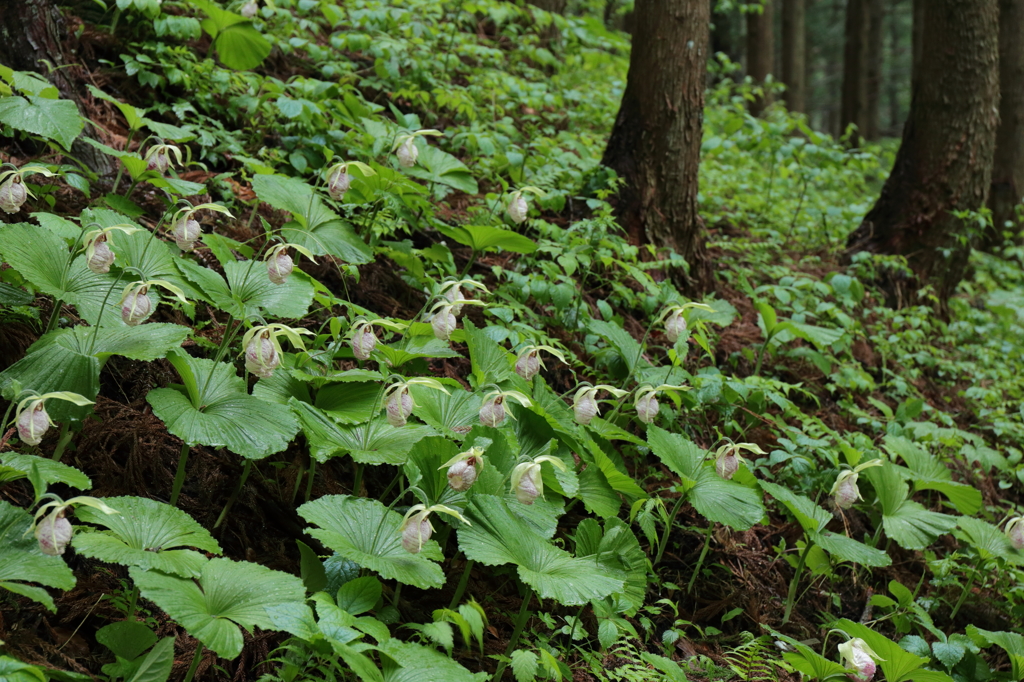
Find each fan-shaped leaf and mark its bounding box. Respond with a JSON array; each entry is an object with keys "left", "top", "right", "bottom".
[
  {"left": 457, "top": 495, "right": 623, "bottom": 606},
  {"left": 292, "top": 401, "right": 434, "bottom": 464},
  {"left": 379, "top": 639, "right": 487, "bottom": 682},
  {"left": 131, "top": 558, "right": 305, "bottom": 659},
  {"left": 864, "top": 463, "right": 956, "bottom": 550},
  {"left": 298, "top": 495, "right": 445, "bottom": 589},
  {"left": 74, "top": 496, "right": 221, "bottom": 577},
  {"left": 0, "top": 454, "right": 90, "bottom": 491},
  {"left": 148, "top": 350, "right": 298, "bottom": 459}
]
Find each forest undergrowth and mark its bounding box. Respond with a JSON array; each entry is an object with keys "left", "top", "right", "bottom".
[{"left": 2, "top": 1, "right": 1024, "bottom": 681}]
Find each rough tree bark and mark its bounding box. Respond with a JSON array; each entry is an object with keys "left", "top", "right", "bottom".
[
  {"left": 864, "top": 0, "right": 883, "bottom": 140},
  {"left": 746, "top": 0, "right": 774, "bottom": 117},
  {"left": 602, "top": 0, "right": 712, "bottom": 292},
  {"left": 840, "top": 0, "right": 869, "bottom": 143},
  {"left": 987, "top": 0, "right": 1024, "bottom": 246},
  {"left": 782, "top": 0, "right": 806, "bottom": 113},
  {"left": 845, "top": 0, "right": 1000, "bottom": 307},
  {"left": 0, "top": 0, "right": 114, "bottom": 174},
  {"left": 911, "top": 0, "right": 925, "bottom": 90}
]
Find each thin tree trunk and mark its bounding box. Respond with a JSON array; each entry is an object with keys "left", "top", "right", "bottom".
[
  {"left": 845, "top": 0, "right": 1000, "bottom": 308},
  {"left": 887, "top": 0, "right": 902, "bottom": 133},
  {"left": 747, "top": 0, "right": 775, "bottom": 116},
  {"left": 782, "top": 0, "right": 807, "bottom": 113},
  {"left": 0, "top": 0, "right": 115, "bottom": 175},
  {"left": 528, "top": 0, "right": 566, "bottom": 13},
  {"left": 864, "top": 0, "right": 883, "bottom": 139},
  {"left": 911, "top": 0, "right": 925, "bottom": 91},
  {"left": 987, "top": 0, "right": 1024, "bottom": 247},
  {"left": 840, "top": 0, "right": 870, "bottom": 144},
  {"left": 711, "top": 3, "right": 741, "bottom": 66},
  {"left": 602, "top": 0, "right": 712, "bottom": 292}
]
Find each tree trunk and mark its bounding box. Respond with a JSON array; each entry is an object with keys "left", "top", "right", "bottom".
[
  {"left": 845, "top": 0, "right": 1000, "bottom": 308},
  {"left": 711, "top": 3, "right": 741, "bottom": 66},
  {"left": 987, "top": 0, "right": 1024, "bottom": 247},
  {"left": 782, "top": 0, "right": 806, "bottom": 113},
  {"left": 746, "top": 0, "right": 774, "bottom": 116},
  {"left": 864, "top": 0, "right": 883, "bottom": 139},
  {"left": 602, "top": 0, "right": 712, "bottom": 292},
  {"left": 911, "top": 0, "right": 925, "bottom": 91},
  {"left": 0, "top": 0, "right": 115, "bottom": 175},
  {"left": 840, "top": 0, "right": 870, "bottom": 143},
  {"left": 886, "top": 0, "right": 902, "bottom": 134},
  {"left": 528, "top": 0, "right": 566, "bottom": 13}
]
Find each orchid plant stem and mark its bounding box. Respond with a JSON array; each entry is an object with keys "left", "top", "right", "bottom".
[
  {"left": 182, "top": 646, "right": 204, "bottom": 682},
  {"left": 492, "top": 586, "right": 534, "bottom": 682},
  {"left": 215, "top": 460, "right": 252, "bottom": 529},
  {"left": 782, "top": 540, "right": 814, "bottom": 624},
  {"left": 950, "top": 558, "right": 984, "bottom": 619},
  {"left": 304, "top": 458, "right": 316, "bottom": 502},
  {"left": 653, "top": 495, "right": 686, "bottom": 566},
  {"left": 126, "top": 585, "right": 140, "bottom": 621},
  {"left": 448, "top": 558, "right": 474, "bottom": 610},
  {"left": 50, "top": 421, "right": 72, "bottom": 461},
  {"left": 170, "top": 441, "right": 191, "bottom": 507},
  {"left": 687, "top": 523, "right": 714, "bottom": 594}
]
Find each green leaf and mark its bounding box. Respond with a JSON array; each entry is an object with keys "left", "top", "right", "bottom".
[
  {"left": 252, "top": 174, "right": 372, "bottom": 263},
  {"left": 0, "top": 454, "right": 90, "bottom": 491},
  {"left": 214, "top": 23, "right": 272, "bottom": 70},
  {"left": 511, "top": 650, "right": 538, "bottom": 682},
  {"left": 405, "top": 145, "right": 479, "bottom": 194},
  {"left": 224, "top": 260, "right": 314, "bottom": 319},
  {"left": 884, "top": 436, "right": 982, "bottom": 515},
  {"left": 296, "top": 540, "right": 328, "bottom": 594},
  {"left": 956, "top": 516, "right": 1024, "bottom": 563},
  {"left": 835, "top": 619, "right": 953, "bottom": 682},
  {"left": 970, "top": 627, "right": 1024, "bottom": 681},
  {"left": 378, "top": 639, "right": 488, "bottom": 682},
  {"left": 647, "top": 426, "right": 764, "bottom": 530},
  {"left": 575, "top": 518, "right": 647, "bottom": 615},
  {"left": 464, "top": 320, "right": 511, "bottom": 386},
  {"left": 409, "top": 384, "right": 481, "bottom": 438},
  {"left": 0, "top": 656, "right": 48, "bottom": 682},
  {"left": 457, "top": 495, "right": 624, "bottom": 606},
  {"left": 0, "top": 499, "right": 76, "bottom": 612},
  {"left": 931, "top": 641, "right": 965, "bottom": 669},
  {"left": 131, "top": 557, "right": 306, "bottom": 659},
  {"left": 336, "top": 576, "right": 382, "bottom": 615},
  {"left": 0, "top": 95, "right": 84, "bottom": 150},
  {"left": 315, "top": 382, "right": 382, "bottom": 424},
  {"left": 588, "top": 320, "right": 644, "bottom": 374},
  {"left": 74, "top": 496, "right": 221, "bottom": 578},
  {"left": 863, "top": 463, "right": 956, "bottom": 550},
  {"left": 298, "top": 495, "right": 445, "bottom": 589},
  {"left": 128, "top": 636, "right": 174, "bottom": 682},
  {"left": 96, "top": 621, "right": 157, "bottom": 660},
  {"left": 436, "top": 224, "right": 538, "bottom": 254},
  {"left": 292, "top": 402, "right": 434, "bottom": 464},
  {"left": 148, "top": 350, "right": 299, "bottom": 459},
  {"left": 759, "top": 480, "right": 830, "bottom": 533},
  {"left": 812, "top": 529, "right": 891, "bottom": 567}
]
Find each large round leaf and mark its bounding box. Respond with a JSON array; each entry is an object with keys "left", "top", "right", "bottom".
[
  {"left": 148, "top": 350, "right": 298, "bottom": 460},
  {"left": 297, "top": 495, "right": 445, "bottom": 589},
  {"left": 131, "top": 558, "right": 305, "bottom": 659},
  {"left": 457, "top": 495, "right": 624, "bottom": 606},
  {"left": 0, "top": 500, "right": 75, "bottom": 612},
  {"left": 74, "top": 496, "right": 221, "bottom": 578}
]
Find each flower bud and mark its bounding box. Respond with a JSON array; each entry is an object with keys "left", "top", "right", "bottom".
[
  {"left": 665, "top": 312, "right": 688, "bottom": 344},
  {"left": 35, "top": 512, "right": 73, "bottom": 556},
  {"left": 327, "top": 167, "right": 351, "bottom": 200},
  {"left": 87, "top": 237, "right": 115, "bottom": 274},
  {"left": 17, "top": 402, "right": 50, "bottom": 446},
  {"left": 350, "top": 325, "right": 377, "bottom": 361},
  {"left": 447, "top": 457, "right": 479, "bottom": 492},
  {"left": 479, "top": 395, "right": 506, "bottom": 427},
  {"left": 508, "top": 194, "right": 528, "bottom": 224},
  {"left": 573, "top": 389, "right": 599, "bottom": 425},
  {"left": 245, "top": 334, "right": 279, "bottom": 378},
  {"left": 515, "top": 465, "right": 541, "bottom": 505},
  {"left": 146, "top": 148, "right": 170, "bottom": 173},
  {"left": 431, "top": 309, "right": 457, "bottom": 341},
  {"left": 0, "top": 178, "right": 27, "bottom": 214},
  {"left": 515, "top": 350, "right": 540, "bottom": 380},
  {"left": 839, "top": 639, "right": 878, "bottom": 682},
  {"left": 444, "top": 285, "right": 466, "bottom": 315},
  {"left": 240, "top": 0, "right": 258, "bottom": 17},
  {"left": 635, "top": 393, "right": 659, "bottom": 424},
  {"left": 386, "top": 390, "right": 414, "bottom": 427},
  {"left": 401, "top": 513, "right": 432, "bottom": 553},
  {"left": 172, "top": 216, "right": 201, "bottom": 252},
  {"left": 121, "top": 288, "right": 153, "bottom": 326},
  {"left": 396, "top": 138, "right": 419, "bottom": 168},
  {"left": 716, "top": 450, "right": 739, "bottom": 480},
  {"left": 832, "top": 472, "right": 861, "bottom": 510},
  {"left": 1006, "top": 517, "right": 1024, "bottom": 550},
  {"left": 267, "top": 251, "right": 293, "bottom": 285}
]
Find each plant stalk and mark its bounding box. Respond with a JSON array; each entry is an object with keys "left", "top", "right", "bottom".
[
  {"left": 950, "top": 559, "right": 983, "bottom": 620},
  {"left": 182, "top": 646, "right": 204, "bottom": 682},
  {"left": 448, "top": 558, "right": 475, "bottom": 610},
  {"left": 304, "top": 458, "right": 316, "bottom": 502},
  {"left": 654, "top": 495, "right": 686, "bottom": 566},
  {"left": 170, "top": 441, "right": 191, "bottom": 507},
  {"left": 782, "top": 540, "right": 814, "bottom": 624},
  {"left": 687, "top": 523, "right": 715, "bottom": 594},
  {"left": 492, "top": 587, "right": 534, "bottom": 682},
  {"left": 126, "top": 585, "right": 140, "bottom": 621},
  {"left": 50, "top": 421, "right": 72, "bottom": 461},
  {"left": 215, "top": 459, "right": 252, "bottom": 529}
]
